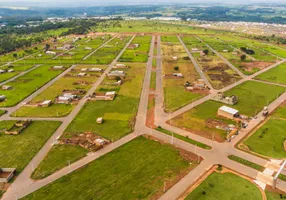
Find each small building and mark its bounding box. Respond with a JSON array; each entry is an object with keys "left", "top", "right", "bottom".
[
  {"left": 46, "top": 51, "right": 56, "bottom": 55},
  {"left": 89, "top": 68, "right": 103, "bottom": 72},
  {"left": 0, "top": 95, "right": 6, "bottom": 102},
  {"left": 172, "top": 73, "right": 183, "bottom": 77},
  {"left": 78, "top": 73, "right": 86, "bottom": 77},
  {"left": 2, "top": 85, "right": 12, "bottom": 90},
  {"left": 57, "top": 96, "right": 72, "bottom": 104},
  {"left": 107, "top": 70, "right": 125, "bottom": 77},
  {"left": 212, "top": 92, "right": 238, "bottom": 105},
  {"left": 94, "top": 138, "right": 106, "bottom": 146},
  {"left": 8, "top": 69, "right": 14, "bottom": 73},
  {"left": 191, "top": 48, "right": 199, "bottom": 52},
  {"left": 91, "top": 91, "right": 116, "bottom": 101},
  {"left": 53, "top": 66, "right": 64, "bottom": 70},
  {"left": 172, "top": 56, "right": 178, "bottom": 61},
  {"left": 81, "top": 68, "right": 88, "bottom": 72},
  {"left": 223, "top": 49, "right": 229, "bottom": 52},
  {"left": 85, "top": 47, "right": 92, "bottom": 50},
  {"left": 218, "top": 106, "right": 239, "bottom": 120},
  {"left": 40, "top": 100, "right": 52, "bottom": 107},
  {"left": 0, "top": 69, "right": 6, "bottom": 74},
  {"left": 96, "top": 117, "right": 103, "bottom": 124},
  {"left": 0, "top": 168, "right": 16, "bottom": 183},
  {"left": 113, "top": 63, "right": 127, "bottom": 68},
  {"left": 200, "top": 51, "right": 206, "bottom": 56}
]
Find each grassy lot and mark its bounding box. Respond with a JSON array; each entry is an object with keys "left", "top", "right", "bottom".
[
  {"left": 31, "top": 145, "right": 88, "bottom": 180},
  {"left": 119, "top": 35, "right": 151, "bottom": 62},
  {"left": 256, "top": 63, "right": 286, "bottom": 85},
  {"left": 64, "top": 63, "right": 145, "bottom": 141},
  {"left": 184, "top": 172, "right": 262, "bottom": 200},
  {"left": 12, "top": 65, "right": 104, "bottom": 117},
  {"left": 0, "top": 121, "right": 61, "bottom": 173},
  {"left": 171, "top": 100, "right": 234, "bottom": 141},
  {"left": 273, "top": 101, "right": 286, "bottom": 119},
  {"left": 161, "top": 37, "right": 205, "bottom": 112},
  {"left": 82, "top": 36, "right": 132, "bottom": 64},
  {"left": 224, "top": 81, "right": 285, "bottom": 117},
  {"left": 150, "top": 71, "right": 156, "bottom": 90},
  {"left": 156, "top": 127, "right": 211, "bottom": 149},
  {"left": 228, "top": 155, "right": 265, "bottom": 171},
  {"left": 244, "top": 118, "right": 286, "bottom": 158},
  {"left": 181, "top": 35, "right": 241, "bottom": 89},
  {"left": 23, "top": 136, "right": 195, "bottom": 200},
  {"left": 266, "top": 190, "right": 286, "bottom": 200},
  {"left": 0, "top": 65, "right": 65, "bottom": 107}
]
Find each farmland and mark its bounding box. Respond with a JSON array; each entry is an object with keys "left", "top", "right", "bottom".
[
  {"left": 181, "top": 35, "right": 241, "bottom": 89},
  {"left": 12, "top": 65, "right": 105, "bottom": 117},
  {"left": 0, "top": 121, "right": 61, "bottom": 173},
  {"left": 23, "top": 136, "right": 197, "bottom": 200},
  {"left": 119, "top": 35, "right": 151, "bottom": 62},
  {"left": 183, "top": 172, "right": 262, "bottom": 200},
  {"left": 161, "top": 35, "right": 205, "bottom": 112},
  {"left": 64, "top": 62, "right": 146, "bottom": 141}
]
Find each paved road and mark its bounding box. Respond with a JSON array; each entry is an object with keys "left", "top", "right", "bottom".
[
  {"left": 195, "top": 35, "right": 247, "bottom": 78},
  {"left": 2, "top": 33, "right": 286, "bottom": 200},
  {"left": 177, "top": 35, "right": 214, "bottom": 91},
  {"left": 2, "top": 35, "right": 136, "bottom": 200}
]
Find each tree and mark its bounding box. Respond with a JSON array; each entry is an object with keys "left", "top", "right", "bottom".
[
  {"left": 13, "top": 53, "right": 17, "bottom": 59},
  {"left": 203, "top": 49, "right": 209, "bottom": 55},
  {"left": 115, "top": 76, "right": 121, "bottom": 81},
  {"left": 45, "top": 44, "right": 50, "bottom": 52},
  {"left": 174, "top": 66, "right": 179, "bottom": 71},
  {"left": 240, "top": 47, "right": 247, "bottom": 52},
  {"left": 240, "top": 54, "right": 246, "bottom": 61}
]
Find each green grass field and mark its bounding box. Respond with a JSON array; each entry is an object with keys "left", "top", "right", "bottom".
[
  {"left": 228, "top": 155, "right": 265, "bottom": 171},
  {"left": 64, "top": 63, "right": 145, "bottom": 141},
  {"left": 0, "top": 121, "right": 61, "bottom": 173},
  {"left": 23, "top": 136, "right": 194, "bottom": 200},
  {"left": 184, "top": 172, "right": 262, "bottom": 200},
  {"left": 224, "top": 81, "right": 285, "bottom": 116},
  {"left": 256, "top": 63, "right": 286, "bottom": 85},
  {"left": 31, "top": 145, "right": 88, "bottom": 180},
  {"left": 244, "top": 118, "right": 286, "bottom": 158},
  {"left": 266, "top": 190, "right": 286, "bottom": 200},
  {"left": 0, "top": 65, "right": 65, "bottom": 107}
]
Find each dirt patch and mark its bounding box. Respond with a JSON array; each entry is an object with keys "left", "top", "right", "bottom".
[
  {"left": 240, "top": 61, "right": 273, "bottom": 72},
  {"left": 146, "top": 95, "right": 156, "bottom": 129}
]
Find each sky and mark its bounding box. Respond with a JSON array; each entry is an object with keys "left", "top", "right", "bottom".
[{"left": 0, "top": 0, "right": 283, "bottom": 7}]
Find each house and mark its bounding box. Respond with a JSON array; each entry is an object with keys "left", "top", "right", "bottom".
[
  {"left": 0, "top": 168, "right": 16, "bottom": 183},
  {"left": 81, "top": 68, "right": 88, "bottom": 72},
  {"left": 94, "top": 138, "right": 106, "bottom": 146},
  {"left": 212, "top": 92, "right": 238, "bottom": 105},
  {"left": 57, "top": 96, "right": 72, "bottom": 104},
  {"left": 0, "top": 95, "right": 6, "bottom": 102},
  {"left": 128, "top": 43, "right": 140, "bottom": 49},
  {"left": 53, "top": 66, "right": 64, "bottom": 70},
  {"left": 2, "top": 85, "right": 12, "bottom": 90},
  {"left": 172, "top": 73, "right": 183, "bottom": 77},
  {"left": 223, "top": 49, "right": 229, "bottom": 52},
  {"left": 0, "top": 69, "right": 6, "bottom": 74},
  {"left": 46, "top": 51, "right": 57, "bottom": 55},
  {"left": 8, "top": 69, "right": 14, "bottom": 73},
  {"left": 96, "top": 117, "right": 103, "bottom": 124},
  {"left": 78, "top": 73, "right": 86, "bottom": 77},
  {"left": 107, "top": 70, "right": 125, "bottom": 77},
  {"left": 113, "top": 63, "right": 127, "bottom": 68},
  {"left": 172, "top": 56, "right": 178, "bottom": 61},
  {"left": 40, "top": 100, "right": 52, "bottom": 107},
  {"left": 218, "top": 106, "right": 239, "bottom": 120},
  {"left": 89, "top": 68, "right": 103, "bottom": 72},
  {"left": 91, "top": 91, "right": 116, "bottom": 101}
]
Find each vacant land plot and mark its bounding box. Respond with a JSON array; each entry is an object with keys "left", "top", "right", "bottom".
[
  {"left": 119, "top": 35, "right": 151, "bottom": 62},
  {"left": 273, "top": 100, "right": 286, "bottom": 119},
  {"left": 266, "top": 189, "right": 286, "bottom": 200},
  {"left": 184, "top": 172, "right": 262, "bottom": 200},
  {"left": 199, "top": 35, "right": 274, "bottom": 75},
  {"left": 31, "top": 144, "right": 88, "bottom": 180},
  {"left": 256, "top": 62, "right": 286, "bottom": 85},
  {"left": 0, "top": 65, "right": 65, "bottom": 107},
  {"left": 0, "top": 121, "right": 61, "bottom": 173},
  {"left": 170, "top": 100, "right": 234, "bottom": 142},
  {"left": 224, "top": 81, "right": 285, "bottom": 117},
  {"left": 64, "top": 63, "right": 145, "bottom": 141},
  {"left": 23, "top": 136, "right": 197, "bottom": 200},
  {"left": 13, "top": 65, "right": 105, "bottom": 117},
  {"left": 82, "top": 35, "right": 132, "bottom": 64},
  {"left": 244, "top": 118, "right": 286, "bottom": 158},
  {"left": 161, "top": 36, "right": 205, "bottom": 112},
  {"left": 181, "top": 35, "right": 241, "bottom": 89}
]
